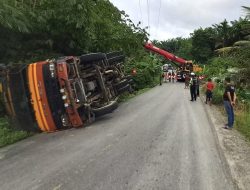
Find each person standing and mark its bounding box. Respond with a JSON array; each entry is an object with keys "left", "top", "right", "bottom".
[
  {"left": 159, "top": 72, "right": 164, "bottom": 85},
  {"left": 172, "top": 72, "right": 175, "bottom": 83},
  {"left": 196, "top": 75, "right": 200, "bottom": 97},
  {"left": 205, "top": 78, "right": 214, "bottom": 105},
  {"left": 189, "top": 73, "right": 197, "bottom": 101},
  {"left": 168, "top": 71, "right": 171, "bottom": 82},
  {"left": 223, "top": 77, "right": 236, "bottom": 129},
  {"left": 184, "top": 74, "right": 190, "bottom": 89}
]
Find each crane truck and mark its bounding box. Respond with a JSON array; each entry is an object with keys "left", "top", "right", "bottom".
[{"left": 144, "top": 42, "right": 195, "bottom": 81}]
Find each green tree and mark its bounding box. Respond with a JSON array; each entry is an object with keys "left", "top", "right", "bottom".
[
  {"left": 160, "top": 38, "right": 181, "bottom": 53},
  {"left": 175, "top": 38, "right": 192, "bottom": 60},
  {"left": 213, "top": 19, "right": 231, "bottom": 48},
  {"left": 191, "top": 27, "right": 216, "bottom": 63},
  {"left": 159, "top": 37, "right": 192, "bottom": 60},
  {"left": 0, "top": 0, "right": 148, "bottom": 63},
  {"left": 0, "top": 0, "right": 30, "bottom": 33}
]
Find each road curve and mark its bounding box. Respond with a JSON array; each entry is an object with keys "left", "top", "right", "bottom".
[{"left": 0, "top": 83, "right": 234, "bottom": 190}]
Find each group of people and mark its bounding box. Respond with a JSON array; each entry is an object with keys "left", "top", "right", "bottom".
[
  {"left": 160, "top": 71, "right": 176, "bottom": 85},
  {"left": 186, "top": 74, "right": 236, "bottom": 130},
  {"left": 160, "top": 67, "right": 236, "bottom": 129}
]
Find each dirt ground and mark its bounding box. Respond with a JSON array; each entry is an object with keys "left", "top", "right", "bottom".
[{"left": 203, "top": 99, "right": 250, "bottom": 190}]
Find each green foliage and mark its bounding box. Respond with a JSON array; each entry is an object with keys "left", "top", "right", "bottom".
[
  {"left": 175, "top": 38, "right": 193, "bottom": 60},
  {"left": 0, "top": 0, "right": 148, "bottom": 63},
  {"left": 203, "top": 56, "right": 237, "bottom": 77},
  {"left": 235, "top": 101, "right": 250, "bottom": 141},
  {"left": 0, "top": 117, "right": 31, "bottom": 148},
  {"left": 160, "top": 38, "right": 181, "bottom": 53},
  {"left": 214, "top": 47, "right": 238, "bottom": 55},
  {"left": 211, "top": 84, "right": 224, "bottom": 105},
  {"left": 233, "top": 47, "right": 250, "bottom": 83},
  {"left": 233, "top": 40, "right": 250, "bottom": 47},
  {"left": 213, "top": 19, "right": 231, "bottom": 47},
  {"left": 125, "top": 55, "right": 162, "bottom": 89},
  {"left": 191, "top": 18, "right": 250, "bottom": 63},
  {"left": 242, "top": 6, "right": 250, "bottom": 20},
  {"left": 191, "top": 27, "right": 216, "bottom": 63},
  {"left": 0, "top": 0, "right": 31, "bottom": 33},
  {"left": 159, "top": 38, "right": 193, "bottom": 60}
]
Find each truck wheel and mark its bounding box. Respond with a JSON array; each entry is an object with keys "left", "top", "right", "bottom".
[
  {"left": 92, "top": 101, "right": 118, "bottom": 117},
  {"left": 80, "top": 53, "right": 106, "bottom": 65},
  {"left": 106, "top": 51, "right": 123, "bottom": 59},
  {"left": 117, "top": 84, "right": 131, "bottom": 94},
  {"left": 115, "top": 79, "right": 133, "bottom": 89},
  {"left": 107, "top": 55, "right": 125, "bottom": 65}
]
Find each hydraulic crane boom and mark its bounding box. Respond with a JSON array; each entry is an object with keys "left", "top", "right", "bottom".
[{"left": 144, "top": 42, "right": 188, "bottom": 64}]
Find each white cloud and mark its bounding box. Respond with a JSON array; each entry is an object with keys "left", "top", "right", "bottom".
[{"left": 109, "top": 0, "right": 249, "bottom": 41}]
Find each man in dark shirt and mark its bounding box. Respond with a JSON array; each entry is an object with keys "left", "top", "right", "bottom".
[
  {"left": 189, "top": 73, "right": 197, "bottom": 101},
  {"left": 223, "top": 77, "right": 237, "bottom": 129}
]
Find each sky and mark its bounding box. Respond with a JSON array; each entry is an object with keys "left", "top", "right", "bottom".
[{"left": 109, "top": 0, "right": 249, "bottom": 41}]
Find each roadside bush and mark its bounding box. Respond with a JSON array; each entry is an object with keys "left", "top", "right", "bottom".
[
  {"left": 212, "top": 83, "right": 224, "bottom": 105},
  {"left": 203, "top": 57, "right": 237, "bottom": 77},
  {"left": 0, "top": 117, "right": 31, "bottom": 148},
  {"left": 235, "top": 101, "right": 250, "bottom": 141},
  {"left": 125, "top": 55, "right": 162, "bottom": 90}
]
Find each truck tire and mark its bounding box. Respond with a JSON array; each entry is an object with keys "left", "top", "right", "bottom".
[
  {"left": 80, "top": 53, "right": 106, "bottom": 65},
  {"left": 107, "top": 55, "right": 125, "bottom": 65},
  {"left": 117, "top": 84, "right": 131, "bottom": 94},
  {"left": 106, "top": 51, "right": 123, "bottom": 59},
  {"left": 92, "top": 101, "right": 118, "bottom": 117},
  {"left": 114, "top": 78, "right": 133, "bottom": 89}
]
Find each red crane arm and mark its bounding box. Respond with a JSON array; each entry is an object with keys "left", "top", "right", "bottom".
[{"left": 144, "top": 42, "right": 187, "bottom": 64}]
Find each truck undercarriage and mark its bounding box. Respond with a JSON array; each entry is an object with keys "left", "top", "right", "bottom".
[{"left": 0, "top": 52, "right": 133, "bottom": 132}]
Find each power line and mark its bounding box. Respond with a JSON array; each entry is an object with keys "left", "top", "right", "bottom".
[
  {"left": 138, "top": 0, "right": 143, "bottom": 25},
  {"left": 147, "top": 0, "right": 150, "bottom": 36},
  {"left": 156, "top": 0, "right": 162, "bottom": 39}
]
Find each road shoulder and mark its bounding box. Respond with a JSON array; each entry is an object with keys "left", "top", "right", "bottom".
[{"left": 202, "top": 98, "right": 250, "bottom": 190}]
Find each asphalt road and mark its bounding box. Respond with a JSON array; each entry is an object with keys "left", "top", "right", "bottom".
[{"left": 0, "top": 83, "right": 235, "bottom": 190}]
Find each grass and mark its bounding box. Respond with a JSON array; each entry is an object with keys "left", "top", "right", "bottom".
[
  {"left": 235, "top": 102, "right": 250, "bottom": 141},
  {"left": 209, "top": 83, "right": 224, "bottom": 105},
  {"left": 0, "top": 117, "right": 31, "bottom": 148}
]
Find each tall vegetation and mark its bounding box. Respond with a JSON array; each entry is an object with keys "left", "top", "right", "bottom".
[
  {"left": 0, "top": 0, "right": 149, "bottom": 63},
  {"left": 0, "top": 0, "right": 162, "bottom": 89}
]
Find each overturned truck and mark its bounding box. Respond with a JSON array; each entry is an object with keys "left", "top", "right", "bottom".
[{"left": 0, "top": 52, "right": 133, "bottom": 132}]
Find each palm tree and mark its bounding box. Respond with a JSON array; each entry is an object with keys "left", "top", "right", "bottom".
[
  {"left": 242, "top": 6, "right": 250, "bottom": 20},
  {"left": 213, "top": 19, "right": 231, "bottom": 48}
]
